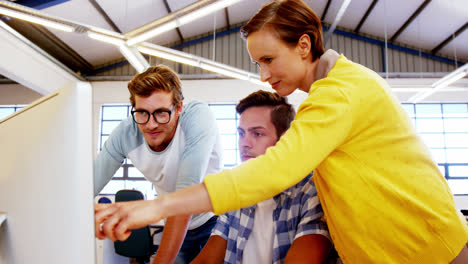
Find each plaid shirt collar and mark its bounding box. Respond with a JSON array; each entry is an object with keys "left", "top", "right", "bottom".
[{"left": 214, "top": 173, "right": 329, "bottom": 264}]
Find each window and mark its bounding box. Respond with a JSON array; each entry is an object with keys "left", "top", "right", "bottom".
[
  {"left": 402, "top": 103, "right": 468, "bottom": 195},
  {"left": 98, "top": 103, "right": 468, "bottom": 196},
  {"left": 209, "top": 104, "right": 240, "bottom": 167},
  {"left": 98, "top": 105, "right": 155, "bottom": 197},
  {"left": 98, "top": 104, "right": 240, "bottom": 196},
  {"left": 0, "top": 105, "right": 24, "bottom": 120}
]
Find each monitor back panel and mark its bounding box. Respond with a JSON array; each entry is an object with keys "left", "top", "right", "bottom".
[{"left": 0, "top": 82, "right": 95, "bottom": 264}]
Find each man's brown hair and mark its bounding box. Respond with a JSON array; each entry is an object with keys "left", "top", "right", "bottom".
[
  {"left": 236, "top": 90, "right": 295, "bottom": 138},
  {"left": 240, "top": 0, "right": 324, "bottom": 62},
  {"left": 127, "top": 65, "right": 184, "bottom": 107}
]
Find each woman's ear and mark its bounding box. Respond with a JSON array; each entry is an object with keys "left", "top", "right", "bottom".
[{"left": 296, "top": 34, "right": 311, "bottom": 59}]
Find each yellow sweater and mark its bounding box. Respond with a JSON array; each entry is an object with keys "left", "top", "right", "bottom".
[{"left": 204, "top": 53, "right": 468, "bottom": 263}]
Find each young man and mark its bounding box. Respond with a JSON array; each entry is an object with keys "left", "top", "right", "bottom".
[
  {"left": 94, "top": 65, "right": 223, "bottom": 264},
  {"left": 191, "top": 90, "right": 332, "bottom": 264}
]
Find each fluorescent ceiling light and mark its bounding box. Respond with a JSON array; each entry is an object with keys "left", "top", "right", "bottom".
[
  {"left": 179, "top": 0, "right": 243, "bottom": 25},
  {"left": 137, "top": 43, "right": 268, "bottom": 87},
  {"left": 323, "top": 0, "right": 351, "bottom": 45},
  {"left": 127, "top": 0, "right": 243, "bottom": 46},
  {"left": 0, "top": 6, "right": 75, "bottom": 32},
  {"left": 138, "top": 44, "right": 199, "bottom": 67},
  {"left": 0, "top": 0, "right": 264, "bottom": 85},
  {"left": 87, "top": 31, "right": 149, "bottom": 73},
  {"left": 127, "top": 21, "right": 178, "bottom": 46},
  {"left": 87, "top": 32, "right": 149, "bottom": 73},
  {"left": 200, "top": 62, "right": 248, "bottom": 80},
  {"left": 87, "top": 31, "right": 126, "bottom": 46},
  {"left": 119, "top": 45, "right": 149, "bottom": 73},
  {"left": 408, "top": 63, "right": 468, "bottom": 103},
  {"left": 431, "top": 71, "right": 466, "bottom": 89}
]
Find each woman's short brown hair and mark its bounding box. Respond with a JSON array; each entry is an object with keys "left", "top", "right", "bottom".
[
  {"left": 127, "top": 65, "right": 184, "bottom": 107},
  {"left": 240, "top": 0, "right": 324, "bottom": 61},
  {"left": 236, "top": 90, "right": 295, "bottom": 138}
]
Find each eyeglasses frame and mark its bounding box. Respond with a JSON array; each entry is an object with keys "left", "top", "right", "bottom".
[{"left": 131, "top": 105, "right": 177, "bottom": 125}]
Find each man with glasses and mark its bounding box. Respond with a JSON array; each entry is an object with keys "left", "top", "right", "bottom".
[{"left": 94, "top": 65, "right": 223, "bottom": 264}]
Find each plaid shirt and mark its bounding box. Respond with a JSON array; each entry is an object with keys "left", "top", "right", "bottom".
[{"left": 211, "top": 173, "right": 330, "bottom": 264}]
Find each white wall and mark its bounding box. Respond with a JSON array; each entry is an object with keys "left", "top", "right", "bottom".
[
  {"left": 0, "top": 84, "right": 41, "bottom": 105},
  {"left": 455, "top": 196, "right": 468, "bottom": 211},
  {"left": 0, "top": 21, "right": 79, "bottom": 95}
]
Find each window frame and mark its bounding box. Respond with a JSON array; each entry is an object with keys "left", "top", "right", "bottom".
[
  {"left": 402, "top": 103, "right": 468, "bottom": 195},
  {"left": 0, "top": 105, "right": 25, "bottom": 120}
]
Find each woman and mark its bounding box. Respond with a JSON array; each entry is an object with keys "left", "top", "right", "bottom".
[{"left": 96, "top": 0, "right": 468, "bottom": 263}]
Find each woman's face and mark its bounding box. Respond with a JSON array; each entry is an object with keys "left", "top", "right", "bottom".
[{"left": 247, "top": 28, "right": 309, "bottom": 96}]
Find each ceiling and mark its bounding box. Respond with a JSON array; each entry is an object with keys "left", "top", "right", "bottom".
[{"left": 1, "top": 0, "right": 467, "bottom": 78}]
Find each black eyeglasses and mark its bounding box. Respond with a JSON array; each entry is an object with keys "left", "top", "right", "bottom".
[{"left": 131, "top": 105, "right": 176, "bottom": 124}]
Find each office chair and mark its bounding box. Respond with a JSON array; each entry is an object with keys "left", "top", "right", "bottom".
[
  {"left": 97, "top": 196, "right": 112, "bottom": 204},
  {"left": 114, "top": 190, "right": 163, "bottom": 264},
  {"left": 462, "top": 210, "right": 468, "bottom": 224}
]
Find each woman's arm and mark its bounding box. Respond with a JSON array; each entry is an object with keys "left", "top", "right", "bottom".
[
  {"left": 205, "top": 86, "right": 352, "bottom": 214},
  {"left": 95, "top": 183, "right": 212, "bottom": 242}
]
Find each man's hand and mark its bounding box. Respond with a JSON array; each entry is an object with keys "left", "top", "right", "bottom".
[
  {"left": 95, "top": 183, "right": 213, "bottom": 242},
  {"left": 95, "top": 199, "right": 163, "bottom": 242}
]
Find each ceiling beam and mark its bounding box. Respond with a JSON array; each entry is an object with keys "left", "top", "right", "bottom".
[
  {"left": 15, "top": 0, "right": 70, "bottom": 10},
  {"left": 0, "top": 20, "right": 81, "bottom": 95},
  {"left": 88, "top": 0, "right": 121, "bottom": 33},
  {"left": 354, "top": 0, "right": 378, "bottom": 33},
  {"left": 224, "top": 7, "right": 230, "bottom": 30},
  {"left": 431, "top": 22, "right": 468, "bottom": 55},
  {"left": 162, "top": 0, "right": 184, "bottom": 43},
  {"left": 323, "top": 0, "right": 351, "bottom": 46},
  {"left": 321, "top": 0, "right": 332, "bottom": 21},
  {"left": 390, "top": 0, "right": 431, "bottom": 42},
  {"left": 93, "top": 22, "right": 465, "bottom": 76},
  {"left": 4, "top": 19, "right": 93, "bottom": 75}
]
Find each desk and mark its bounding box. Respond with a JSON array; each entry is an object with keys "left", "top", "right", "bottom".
[{"left": 0, "top": 212, "right": 6, "bottom": 226}]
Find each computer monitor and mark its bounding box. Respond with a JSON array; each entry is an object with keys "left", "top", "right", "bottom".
[{"left": 0, "top": 82, "right": 96, "bottom": 263}]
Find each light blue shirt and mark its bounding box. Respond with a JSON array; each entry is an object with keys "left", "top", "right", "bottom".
[{"left": 94, "top": 100, "right": 223, "bottom": 229}]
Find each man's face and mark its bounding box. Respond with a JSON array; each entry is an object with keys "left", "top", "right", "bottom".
[
  {"left": 238, "top": 106, "right": 279, "bottom": 162},
  {"left": 134, "top": 91, "right": 182, "bottom": 152}
]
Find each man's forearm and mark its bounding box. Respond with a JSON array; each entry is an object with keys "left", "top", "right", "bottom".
[
  {"left": 191, "top": 235, "right": 227, "bottom": 264},
  {"left": 285, "top": 234, "right": 331, "bottom": 264},
  {"left": 153, "top": 215, "right": 191, "bottom": 264}
]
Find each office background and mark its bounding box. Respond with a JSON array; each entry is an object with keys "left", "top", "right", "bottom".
[{"left": 1, "top": 0, "right": 467, "bottom": 212}]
